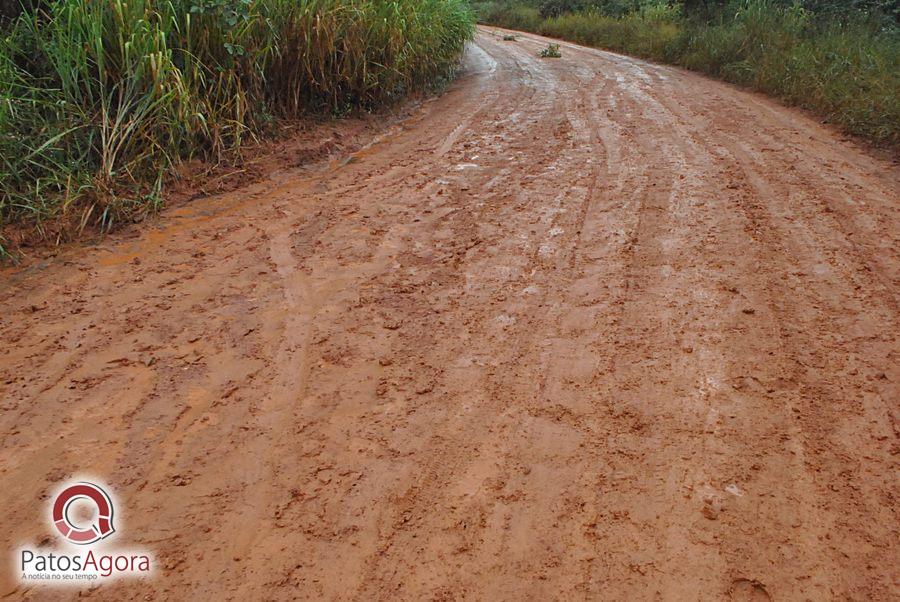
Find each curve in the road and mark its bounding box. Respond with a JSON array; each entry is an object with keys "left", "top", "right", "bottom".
[{"left": 1, "top": 26, "right": 897, "bottom": 601}]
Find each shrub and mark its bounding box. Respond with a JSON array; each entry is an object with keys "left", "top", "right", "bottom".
[
  {"left": 476, "top": 1, "right": 543, "bottom": 30},
  {"left": 539, "top": 0, "right": 585, "bottom": 18}
]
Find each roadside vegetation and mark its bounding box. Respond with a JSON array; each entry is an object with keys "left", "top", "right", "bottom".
[
  {"left": 476, "top": 0, "right": 899, "bottom": 148},
  {"left": 0, "top": 0, "right": 474, "bottom": 255}
]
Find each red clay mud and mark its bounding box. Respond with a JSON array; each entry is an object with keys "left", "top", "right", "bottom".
[{"left": 1, "top": 28, "right": 898, "bottom": 600}]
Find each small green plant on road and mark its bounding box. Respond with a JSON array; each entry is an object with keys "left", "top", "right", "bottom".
[{"left": 540, "top": 43, "right": 562, "bottom": 57}]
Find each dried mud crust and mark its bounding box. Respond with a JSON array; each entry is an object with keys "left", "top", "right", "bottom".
[{"left": 1, "top": 27, "right": 898, "bottom": 601}]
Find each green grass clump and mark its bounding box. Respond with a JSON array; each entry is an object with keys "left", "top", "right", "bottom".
[
  {"left": 540, "top": 42, "right": 562, "bottom": 57},
  {"left": 479, "top": 0, "right": 900, "bottom": 150},
  {"left": 0, "top": 0, "right": 474, "bottom": 249}
]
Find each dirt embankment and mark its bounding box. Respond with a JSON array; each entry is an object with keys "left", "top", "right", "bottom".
[{"left": 1, "top": 27, "right": 898, "bottom": 601}]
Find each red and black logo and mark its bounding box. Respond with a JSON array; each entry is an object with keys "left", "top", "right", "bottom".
[{"left": 52, "top": 482, "right": 115, "bottom": 545}]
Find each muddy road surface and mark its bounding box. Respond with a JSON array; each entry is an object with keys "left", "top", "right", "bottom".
[{"left": 2, "top": 27, "right": 898, "bottom": 601}]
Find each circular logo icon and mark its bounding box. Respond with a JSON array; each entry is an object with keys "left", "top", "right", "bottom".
[{"left": 52, "top": 482, "right": 115, "bottom": 545}]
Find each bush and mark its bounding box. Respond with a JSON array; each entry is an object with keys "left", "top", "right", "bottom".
[
  {"left": 476, "top": 1, "right": 543, "bottom": 29},
  {"left": 539, "top": 0, "right": 585, "bottom": 18}
]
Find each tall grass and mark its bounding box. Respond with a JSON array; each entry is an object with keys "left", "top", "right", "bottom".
[
  {"left": 480, "top": 0, "right": 899, "bottom": 150},
  {"left": 0, "top": 0, "right": 474, "bottom": 252}
]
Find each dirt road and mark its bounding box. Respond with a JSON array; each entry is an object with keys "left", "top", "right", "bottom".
[{"left": 1, "top": 27, "right": 898, "bottom": 600}]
